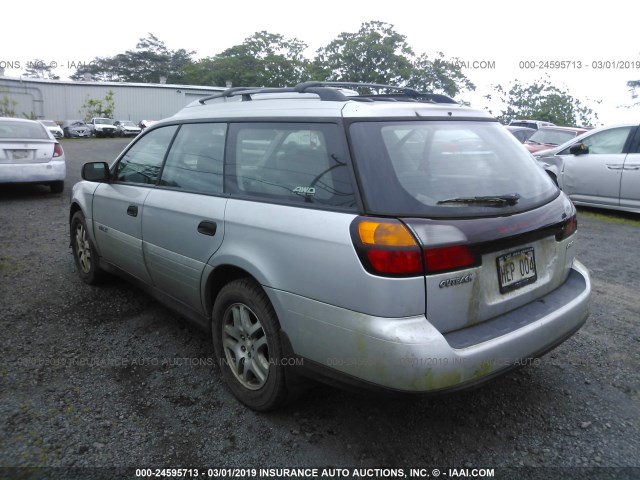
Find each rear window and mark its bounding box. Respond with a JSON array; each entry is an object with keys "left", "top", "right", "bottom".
[
  {"left": 528, "top": 128, "right": 579, "bottom": 146},
  {"left": 350, "top": 120, "right": 557, "bottom": 218},
  {"left": 0, "top": 120, "right": 50, "bottom": 139}
]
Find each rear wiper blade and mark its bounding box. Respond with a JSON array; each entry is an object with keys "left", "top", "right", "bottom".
[{"left": 437, "top": 193, "right": 521, "bottom": 207}]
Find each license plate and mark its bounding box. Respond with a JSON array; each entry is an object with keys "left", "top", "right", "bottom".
[
  {"left": 11, "top": 149, "right": 32, "bottom": 160},
  {"left": 497, "top": 247, "right": 537, "bottom": 293}
]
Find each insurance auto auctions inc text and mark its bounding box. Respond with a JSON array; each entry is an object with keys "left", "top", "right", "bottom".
[{"left": 197, "top": 467, "right": 495, "bottom": 478}]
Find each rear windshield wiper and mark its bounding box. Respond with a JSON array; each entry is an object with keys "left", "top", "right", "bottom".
[{"left": 437, "top": 194, "right": 521, "bottom": 207}]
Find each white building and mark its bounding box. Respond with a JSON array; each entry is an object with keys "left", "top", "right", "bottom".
[{"left": 0, "top": 75, "right": 226, "bottom": 123}]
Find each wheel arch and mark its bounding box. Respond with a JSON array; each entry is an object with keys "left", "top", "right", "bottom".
[{"left": 203, "top": 264, "right": 263, "bottom": 324}]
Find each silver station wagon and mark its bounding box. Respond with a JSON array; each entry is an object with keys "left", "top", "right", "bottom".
[{"left": 70, "top": 82, "right": 591, "bottom": 410}]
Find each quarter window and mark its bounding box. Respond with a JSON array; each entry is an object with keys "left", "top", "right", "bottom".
[
  {"left": 226, "top": 123, "right": 355, "bottom": 208},
  {"left": 160, "top": 123, "right": 226, "bottom": 195},
  {"left": 116, "top": 126, "right": 178, "bottom": 184}
]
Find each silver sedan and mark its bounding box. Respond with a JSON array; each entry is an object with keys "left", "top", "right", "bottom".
[{"left": 534, "top": 123, "right": 640, "bottom": 213}]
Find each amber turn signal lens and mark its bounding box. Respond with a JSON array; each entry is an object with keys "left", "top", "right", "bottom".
[{"left": 358, "top": 221, "right": 417, "bottom": 247}]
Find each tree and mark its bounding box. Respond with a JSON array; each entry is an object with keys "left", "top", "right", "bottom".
[
  {"left": 313, "top": 21, "right": 414, "bottom": 85},
  {"left": 71, "top": 34, "right": 195, "bottom": 83},
  {"left": 489, "top": 78, "right": 598, "bottom": 126},
  {"left": 313, "top": 21, "right": 474, "bottom": 97},
  {"left": 22, "top": 59, "right": 60, "bottom": 80},
  {"left": 183, "top": 31, "right": 312, "bottom": 87},
  {"left": 627, "top": 80, "right": 640, "bottom": 105},
  {"left": 79, "top": 90, "right": 115, "bottom": 122}
]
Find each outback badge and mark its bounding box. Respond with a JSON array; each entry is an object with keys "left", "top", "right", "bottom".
[{"left": 439, "top": 274, "right": 473, "bottom": 288}]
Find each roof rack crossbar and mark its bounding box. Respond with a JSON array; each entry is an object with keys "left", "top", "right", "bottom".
[{"left": 197, "top": 81, "right": 457, "bottom": 104}]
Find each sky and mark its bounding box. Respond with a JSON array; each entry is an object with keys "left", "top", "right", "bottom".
[{"left": 2, "top": 0, "right": 639, "bottom": 125}]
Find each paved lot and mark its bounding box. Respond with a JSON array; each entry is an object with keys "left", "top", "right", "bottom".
[{"left": 0, "top": 138, "right": 639, "bottom": 480}]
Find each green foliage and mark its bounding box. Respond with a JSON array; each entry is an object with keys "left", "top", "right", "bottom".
[
  {"left": 0, "top": 95, "right": 17, "bottom": 117},
  {"left": 79, "top": 90, "right": 115, "bottom": 122},
  {"left": 489, "top": 77, "right": 598, "bottom": 126},
  {"left": 313, "top": 21, "right": 414, "bottom": 85},
  {"left": 22, "top": 59, "right": 60, "bottom": 80},
  {"left": 71, "top": 34, "right": 194, "bottom": 84},
  {"left": 314, "top": 21, "right": 474, "bottom": 96},
  {"left": 183, "top": 31, "right": 312, "bottom": 87}
]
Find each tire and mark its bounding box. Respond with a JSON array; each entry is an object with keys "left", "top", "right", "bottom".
[
  {"left": 50, "top": 181, "right": 64, "bottom": 194},
  {"left": 70, "top": 211, "right": 103, "bottom": 285},
  {"left": 212, "top": 278, "right": 289, "bottom": 411}
]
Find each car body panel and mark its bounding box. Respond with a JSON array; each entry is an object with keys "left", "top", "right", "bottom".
[
  {"left": 620, "top": 152, "right": 640, "bottom": 210},
  {"left": 213, "top": 199, "right": 426, "bottom": 318},
  {"left": 266, "top": 260, "right": 589, "bottom": 392},
  {"left": 92, "top": 183, "right": 153, "bottom": 283},
  {"left": 142, "top": 189, "right": 227, "bottom": 314}
]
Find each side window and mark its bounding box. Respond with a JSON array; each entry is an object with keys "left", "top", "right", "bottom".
[
  {"left": 562, "top": 127, "right": 633, "bottom": 155},
  {"left": 160, "top": 123, "right": 226, "bottom": 195},
  {"left": 116, "top": 126, "right": 178, "bottom": 184},
  {"left": 226, "top": 123, "right": 355, "bottom": 208}
]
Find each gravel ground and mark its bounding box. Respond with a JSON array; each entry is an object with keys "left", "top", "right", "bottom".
[{"left": 1, "top": 138, "right": 639, "bottom": 480}]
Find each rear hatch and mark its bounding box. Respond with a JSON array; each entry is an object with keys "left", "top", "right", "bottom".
[
  {"left": 349, "top": 119, "right": 577, "bottom": 334},
  {"left": 0, "top": 139, "right": 56, "bottom": 164}
]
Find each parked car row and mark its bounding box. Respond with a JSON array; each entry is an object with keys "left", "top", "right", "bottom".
[{"left": 55, "top": 119, "right": 147, "bottom": 138}]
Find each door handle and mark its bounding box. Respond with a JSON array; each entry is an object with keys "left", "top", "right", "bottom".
[
  {"left": 197, "top": 221, "right": 217, "bottom": 236},
  {"left": 127, "top": 205, "right": 138, "bottom": 217},
  {"left": 606, "top": 164, "right": 624, "bottom": 170},
  {"left": 623, "top": 164, "right": 640, "bottom": 170}
]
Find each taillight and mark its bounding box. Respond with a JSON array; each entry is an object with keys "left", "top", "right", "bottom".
[
  {"left": 557, "top": 214, "right": 577, "bottom": 240},
  {"left": 351, "top": 218, "right": 422, "bottom": 276},
  {"left": 424, "top": 245, "right": 477, "bottom": 273},
  {"left": 53, "top": 143, "right": 63, "bottom": 158}
]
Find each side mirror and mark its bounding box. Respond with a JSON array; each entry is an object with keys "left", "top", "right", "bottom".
[
  {"left": 569, "top": 143, "right": 589, "bottom": 155},
  {"left": 81, "top": 162, "right": 110, "bottom": 182}
]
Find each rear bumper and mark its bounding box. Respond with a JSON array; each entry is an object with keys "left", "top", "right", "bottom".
[
  {"left": 0, "top": 159, "right": 66, "bottom": 184},
  {"left": 269, "top": 260, "right": 590, "bottom": 393}
]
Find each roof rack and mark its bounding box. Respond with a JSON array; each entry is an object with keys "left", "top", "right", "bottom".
[{"left": 198, "top": 81, "right": 458, "bottom": 105}]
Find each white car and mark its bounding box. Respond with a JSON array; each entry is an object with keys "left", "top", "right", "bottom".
[
  {"left": 0, "top": 117, "right": 66, "bottom": 193},
  {"left": 39, "top": 120, "right": 64, "bottom": 139},
  {"left": 114, "top": 120, "right": 142, "bottom": 137}
]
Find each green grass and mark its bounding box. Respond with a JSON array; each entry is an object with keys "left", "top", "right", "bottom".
[{"left": 578, "top": 208, "right": 640, "bottom": 227}]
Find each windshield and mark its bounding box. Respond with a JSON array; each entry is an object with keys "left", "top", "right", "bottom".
[
  {"left": 527, "top": 128, "right": 579, "bottom": 146},
  {"left": 349, "top": 120, "right": 557, "bottom": 218},
  {"left": 95, "top": 118, "right": 113, "bottom": 125},
  {"left": 121, "top": 121, "right": 135, "bottom": 127}
]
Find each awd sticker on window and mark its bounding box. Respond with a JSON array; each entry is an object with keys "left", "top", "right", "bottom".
[{"left": 293, "top": 186, "right": 316, "bottom": 197}]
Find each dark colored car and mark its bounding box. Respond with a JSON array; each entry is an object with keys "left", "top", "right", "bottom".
[{"left": 63, "top": 120, "right": 92, "bottom": 138}]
